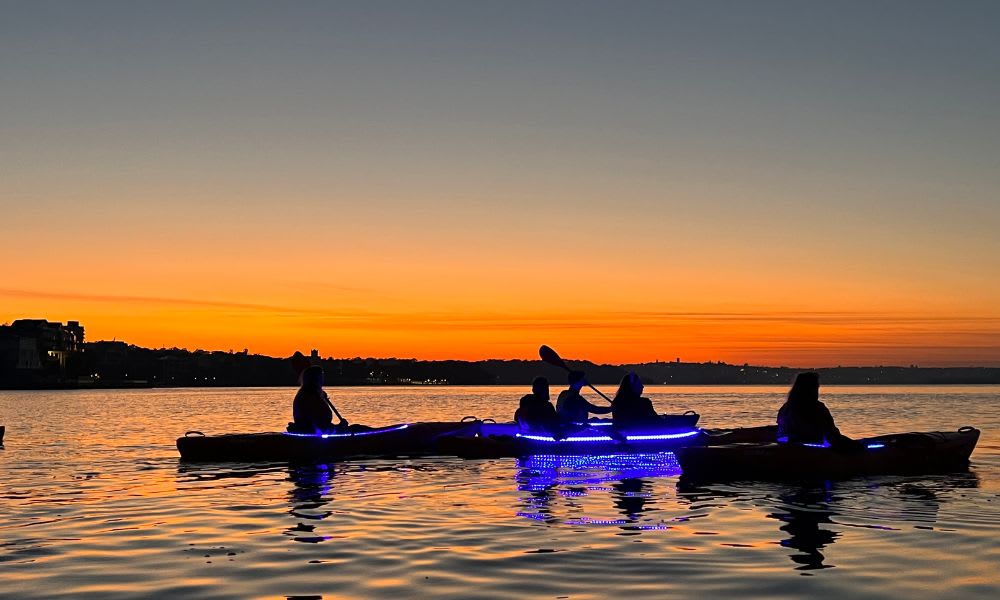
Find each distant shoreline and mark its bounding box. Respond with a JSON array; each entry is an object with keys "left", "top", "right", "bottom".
[
  {"left": 3, "top": 380, "right": 1000, "bottom": 392},
  {"left": 4, "top": 328, "right": 999, "bottom": 389}
]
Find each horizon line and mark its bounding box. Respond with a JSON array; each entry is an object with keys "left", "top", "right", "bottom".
[{"left": 81, "top": 339, "right": 1000, "bottom": 371}]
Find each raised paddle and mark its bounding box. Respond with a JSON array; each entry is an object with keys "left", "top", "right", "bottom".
[{"left": 539, "top": 345, "right": 613, "bottom": 404}]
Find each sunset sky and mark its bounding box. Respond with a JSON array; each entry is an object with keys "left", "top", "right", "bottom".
[{"left": 3, "top": 1, "right": 999, "bottom": 366}]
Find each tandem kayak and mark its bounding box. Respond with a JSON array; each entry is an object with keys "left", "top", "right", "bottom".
[
  {"left": 176, "top": 420, "right": 480, "bottom": 462},
  {"left": 675, "top": 427, "right": 981, "bottom": 481},
  {"left": 435, "top": 416, "right": 778, "bottom": 459}
]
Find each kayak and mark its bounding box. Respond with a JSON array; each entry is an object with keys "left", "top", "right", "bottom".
[
  {"left": 176, "top": 420, "right": 480, "bottom": 462},
  {"left": 435, "top": 416, "right": 778, "bottom": 459},
  {"left": 675, "top": 427, "right": 981, "bottom": 481},
  {"left": 436, "top": 414, "right": 700, "bottom": 458}
]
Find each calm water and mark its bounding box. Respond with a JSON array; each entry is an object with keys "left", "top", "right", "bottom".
[{"left": 1, "top": 385, "right": 998, "bottom": 599}]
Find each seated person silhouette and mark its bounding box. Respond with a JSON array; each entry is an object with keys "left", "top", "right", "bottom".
[
  {"left": 777, "top": 372, "right": 859, "bottom": 451},
  {"left": 514, "top": 376, "right": 564, "bottom": 439},
  {"left": 611, "top": 372, "right": 661, "bottom": 429},
  {"left": 288, "top": 365, "right": 348, "bottom": 434},
  {"left": 557, "top": 370, "right": 612, "bottom": 424}
]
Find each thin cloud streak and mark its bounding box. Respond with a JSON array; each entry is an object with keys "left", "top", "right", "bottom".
[
  {"left": 293, "top": 311, "right": 1000, "bottom": 331},
  {"left": 8, "top": 285, "right": 994, "bottom": 333},
  {"left": 0, "top": 287, "right": 315, "bottom": 315}
]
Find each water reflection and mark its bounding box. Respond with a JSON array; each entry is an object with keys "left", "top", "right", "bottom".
[
  {"left": 678, "top": 471, "right": 980, "bottom": 574},
  {"left": 516, "top": 484, "right": 558, "bottom": 524},
  {"left": 286, "top": 464, "right": 335, "bottom": 542},
  {"left": 612, "top": 478, "right": 653, "bottom": 520},
  {"left": 890, "top": 471, "right": 979, "bottom": 526},
  {"left": 514, "top": 452, "right": 680, "bottom": 528},
  {"left": 770, "top": 486, "right": 839, "bottom": 570},
  {"left": 675, "top": 478, "right": 844, "bottom": 571},
  {"left": 176, "top": 462, "right": 286, "bottom": 483}
]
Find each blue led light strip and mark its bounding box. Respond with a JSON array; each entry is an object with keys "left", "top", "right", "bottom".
[
  {"left": 625, "top": 431, "right": 701, "bottom": 441},
  {"left": 284, "top": 424, "right": 410, "bottom": 439},
  {"left": 516, "top": 429, "right": 700, "bottom": 443},
  {"left": 777, "top": 437, "right": 831, "bottom": 448},
  {"left": 779, "top": 438, "right": 884, "bottom": 449}
]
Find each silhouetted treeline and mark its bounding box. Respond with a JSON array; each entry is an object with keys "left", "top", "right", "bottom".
[{"left": 2, "top": 339, "right": 999, "bottom": 389}]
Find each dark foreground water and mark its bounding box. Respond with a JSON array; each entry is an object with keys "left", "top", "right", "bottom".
[{"left": 1, "top": 385, "right": 998, "bottom": 599}]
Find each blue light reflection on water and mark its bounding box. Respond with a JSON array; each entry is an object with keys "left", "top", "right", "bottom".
[
  {"left": 514, "top": 452, "right": 683, "bottom": 527},
  {"left": 518, "top": 452, "right": 683, "bottom": 477}
]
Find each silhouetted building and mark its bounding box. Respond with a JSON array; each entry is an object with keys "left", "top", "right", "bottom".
[
  {"left": 0, "top": 330, "right": 42, "bottom": 372},
  {"left": 0, "top": 320, "right": 84, "bottom": 384}
]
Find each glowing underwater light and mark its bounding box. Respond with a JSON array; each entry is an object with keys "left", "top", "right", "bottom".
[
  {"left": 517, "top": 452, "right": 684, "bottom": 484},
  {"left": 284, "top": 424, "right": 410, "bottom": 439},
  {"left": 520, "top": 452, "right": 680, "bottom": 470},
  {"left": 866, "top": 443, "right": 886, "bottom": 449}
]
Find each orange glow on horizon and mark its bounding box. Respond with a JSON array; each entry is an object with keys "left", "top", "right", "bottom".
[
  {"left": 4, "top": 188, "right": 998, "bottom": 368},
  {"left": 3, "top": 285, "right": 998, "bottom": 367}
]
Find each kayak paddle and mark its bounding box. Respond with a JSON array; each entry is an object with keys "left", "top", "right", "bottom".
[{"left": 539, "top": 345, "right": 614, "bottom": 404}]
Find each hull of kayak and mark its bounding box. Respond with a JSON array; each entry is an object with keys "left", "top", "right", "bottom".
[
  {"left": 435, "top": 419, "right": 777, "bottom": 459},
  {"left": 177, "top": 421, "right": 479, "bottom": 462},
  {"left": 676, "top": 427, "right": 981, "bottom": 481}
]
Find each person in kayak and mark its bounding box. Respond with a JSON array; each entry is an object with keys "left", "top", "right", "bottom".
[
  {"left": 290, "top": 365, "right": 348, "bottom": 434},
  {"left": 515, "top": 376, "right": 564, "bottom": 438},
  {"left": 612, "top": 372, "right": 661, "bottom": 428},
  {"left": 777, "top": 372, "right": 859, "bottom": 450},
  {"left": 557, "top": 370, "right": 612, "bottom": 424}
]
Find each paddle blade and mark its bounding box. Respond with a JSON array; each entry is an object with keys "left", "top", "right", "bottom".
[{"left": 539, "top": 345, "right": 569, "bottom": 370}]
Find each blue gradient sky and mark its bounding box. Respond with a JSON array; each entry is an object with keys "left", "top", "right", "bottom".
[{"left": 2, "top": 1, "right": 999, "bottom": 365}]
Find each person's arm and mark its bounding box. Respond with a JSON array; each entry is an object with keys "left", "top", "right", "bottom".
[
  {"left": 816, "top": 403, "right": 838, "bottom": 432},
  {"left": 641, "top": 397, "right": 659, "bottom": 419},
  {"left": 817, "top": 402, "right": 849, "bottom": 442},
  {"left": 583, "top": 398, "right": 612, "bottom": 415}
]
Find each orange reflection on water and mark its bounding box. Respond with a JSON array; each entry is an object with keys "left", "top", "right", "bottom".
[{"left": 2, "top": 386, "right": 996, "bottom": 598}]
